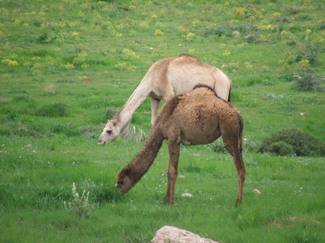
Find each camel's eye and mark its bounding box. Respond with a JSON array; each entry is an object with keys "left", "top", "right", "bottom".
[{"left": 106, "top": 130, "right": 112, "bottom": 135}]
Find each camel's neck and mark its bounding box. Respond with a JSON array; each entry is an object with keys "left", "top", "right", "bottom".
[
  {"left": 128, "top": 127, "right": 164, "bottom": 184},
  {"left": 115, "top": 79, "right": 152, "bottom": 130}
]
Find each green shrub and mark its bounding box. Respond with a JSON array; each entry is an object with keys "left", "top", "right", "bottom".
[
  {"left": 269, "top": 141, "right": 294, "bottom": 156},
  {"left": 37, "top": 32, "right": 56, "bottom": 43},
  {"left": 205, "top": 26, "right": 227, "bottom": 37},
  {"left": 259, "top": 128, "right": 325, "bottom": 156},
  {"left": 294, "top": 73, "right": 324, "bottom": 92},
  {"left": 295, "top": 46, "right": 318, "bottom": 65}
]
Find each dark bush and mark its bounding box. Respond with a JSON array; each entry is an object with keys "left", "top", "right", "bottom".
[
  {"left": 37, "top": 32, "right": 56, "bottom": 43},
  {"left": 269, "top": 141, "right": 294, "bottom": 156},
  {"left": 205, "top": 26, "right": 227, "bottom": 37},
  {"left": 294, "top": 73, "right": 324, "bottom": 92},
  {"left": 231, "top": 24, "right": 255, "bottom": 34},
  {"left": 259, "top": 128, "right": 325, "bottom": 156},
  {"left": 295, "top": 46, "right": 318, "bottom": 65},
  {"left": 245, "top": 34, "right": 257, "bottom": 43}
]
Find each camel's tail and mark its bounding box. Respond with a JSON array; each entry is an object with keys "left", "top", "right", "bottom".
[
  {"left": 228, "top": 85, "right": 232, "bottom": 102},
  {"left": 238, "top": 114, "right": 244, "bottom": 153}
]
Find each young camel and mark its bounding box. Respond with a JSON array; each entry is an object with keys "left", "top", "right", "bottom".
[
  {"left": 98, "top": 54, "right": 232, "bottom": 144},
  {"left": 115, "top": 85, "right": 246, "bottom": 207}
]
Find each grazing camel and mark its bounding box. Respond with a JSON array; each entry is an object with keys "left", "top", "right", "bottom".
[
  {"left": 115, "top": 85, "right": 246, "bottom": 207},
  {"left": 98, "top": 54, "right": 232, "bottom": 144}
]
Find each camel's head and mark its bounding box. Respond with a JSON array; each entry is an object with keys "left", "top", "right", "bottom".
[
  {"left": 97, "top": 119, "right": 120, "bottom": 145},
  {"left": 115, "top": 167, "right": 134, "bottom": 193}
]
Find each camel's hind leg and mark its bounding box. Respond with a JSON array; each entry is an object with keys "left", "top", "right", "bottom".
[
  {"left": 222, "top": 118, "right": 246, "bottom": 207},
  {"left": 164, "top": 138, "right": 181, "bottom": 205}
]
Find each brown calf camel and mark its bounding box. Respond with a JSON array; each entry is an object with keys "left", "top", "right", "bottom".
[{"left": 116, "top": 85, "right": 246, "bottom": 206}]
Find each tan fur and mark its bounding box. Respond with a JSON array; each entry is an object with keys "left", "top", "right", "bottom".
[
  {"left": 116, "top": 85, "right": 246, "bottom": 207},
  {"left": 98, "top": 54, "right": 232, "bottom": 144}
]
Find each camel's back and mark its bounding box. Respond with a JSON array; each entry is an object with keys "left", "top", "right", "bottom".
[
  {"left": 160, "top": 86, "right": 239, "bottom": 145},
  {"left": 148, "top": 54, "right": 231, "bottom": 101},
  {"left": 185, "top": 88, "right": 235, "bottom": 118},
  {"left": 167, "top": 55, "right": 216, "bottom": 95}
]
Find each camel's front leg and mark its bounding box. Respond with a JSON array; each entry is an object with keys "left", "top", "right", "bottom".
[
  {"left": 164, "top": 139, "right": 180, "bottom": 205},
  {"left": 150, "top": 98, "right": 160, "bottom": 126}
]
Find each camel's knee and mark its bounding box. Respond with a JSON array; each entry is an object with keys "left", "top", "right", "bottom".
[
  {"left": 238, "top": 169, "right": 246, "bottom": 179},
  {"left": 167, "top": 170, "right": 178, "bottom": 181}
]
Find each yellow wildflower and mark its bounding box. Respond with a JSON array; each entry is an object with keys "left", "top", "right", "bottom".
[
  {"left": 280, "top": 30, "right": 288, "bottom": 36},
  {"left": 65, "top": 63, "right": 75, "bottom": 70},
  {"left": 122, "top": 48, "right": 140, "bottom": 59},
  {"left": 140, "top": 21, "right": 149, "bottom": 28},
  {"left": 2, "top": 59, "right": 19, "bottom": 66},
  {"left": 305, "top": 29, "right": 312, "bottom": 40},
  {"left": 298, "top": 59, "right": 310, "bottom": 69},
  {"left": 145, "top": 1, "right": 152, "bottom": 7},
  {"left": 10, "top": 60, "right": 19, "bottom": 66},
  {"left": 223, "top": 51, "right": 231, "bottom": 57},
  {"left": 305, "top": 29, "right": 312, "bottom": 35},
  {"left": 186, "top": 32, "right": 195, "bottom": 39},
  {"left": 155, "top": 29, "right": 164, "bottom": 36},
  {"left": 235, "top": 7, "right": 245, "bottom": 16},
  {"left": 273, "top": 12, "right": 280, "bottom": 17},
  {"left": 259, "top": 24, "right": 274, "bottom": 31},
  {"left": 71, "top": 31, "right": 79, "bottom": 37}
]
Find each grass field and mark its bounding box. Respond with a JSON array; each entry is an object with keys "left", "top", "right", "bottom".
[{"left": 1, "top": 0, "right": 324, "bottom": 242}]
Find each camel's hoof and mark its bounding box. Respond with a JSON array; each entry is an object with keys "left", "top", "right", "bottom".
[
  {"left": 163, "top": 198, "right": 174, "bottom": 205},
  {"left": 235, "top": 200, "right": 242, "bottom": 207}
]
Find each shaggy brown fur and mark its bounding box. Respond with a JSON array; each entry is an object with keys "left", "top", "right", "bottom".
[{"left": 116, "top": 85, "right": 246, "bottom": 206}]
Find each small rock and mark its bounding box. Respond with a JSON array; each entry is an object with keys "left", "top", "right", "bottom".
[
  {"left": 181, "top": 192, "right": 193, "bottom": 198},
  {"left": 232, "top": 30, "right": 240, "bottom": 36},
  {"left": 253, "top": 188, "right": 262, "bottom": 195},
  {"left": 151, "top": 226, "right": 219, "bottom": 243}
]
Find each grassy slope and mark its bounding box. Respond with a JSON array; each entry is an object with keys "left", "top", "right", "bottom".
[{"left": 0, "top": 0, "right": 324, "bottom": 242}]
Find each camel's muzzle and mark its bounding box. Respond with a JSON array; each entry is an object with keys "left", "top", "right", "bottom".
[{"left": 97, "top": 139, "right": 106, "bottom": 145}]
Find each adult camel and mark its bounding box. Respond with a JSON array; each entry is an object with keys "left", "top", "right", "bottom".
[{"left": 98, "top": 54, "right": 232, "bottom": 145}]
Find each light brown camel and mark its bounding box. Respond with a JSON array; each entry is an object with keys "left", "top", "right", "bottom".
[
  {"left": 115, "top": 85, "right": 246, "bottom": 207},
  {"left": 98, "top": 54, "right": 232, "bottom": 144}
]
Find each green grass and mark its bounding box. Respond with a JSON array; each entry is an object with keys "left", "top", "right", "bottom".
[{"left": 1, "top": 0, "right": 325, "bottom": 242}]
